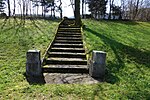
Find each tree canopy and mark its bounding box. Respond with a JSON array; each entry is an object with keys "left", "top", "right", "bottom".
[
  {"left": 0, "top": 0, "right": 5, "bottom": 13},
  {"left": 88, "top": 0, "right": 108, "bottom": 19}
]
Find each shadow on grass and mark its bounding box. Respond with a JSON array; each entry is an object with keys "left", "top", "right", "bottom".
[
  {"left": 24, "top": 73, "right": 46, "bottom": 85},
  {"left": 124, "top": 91, "right": 150, "bottom": 100},
  {"left": 30, "top": 19, "right": 46, "bottom": 34},
  {"left": 2, "top": 23, "right": 22, "bottom": 33},
  {"left": 91, "top": 84, "right": 150, "bottom": 99},
  {"left": 85, "top": 28, "right": 150, "bottom": 84},
  {"left": 47, "top": 19, "right": 61, "bottom": 23},
  {"left": 101, "top": 19, "right": 139, "bottom": 25},
  {"left": 1, "top": 18, "right": 8, "bottom": 29},
  {"left": 91, "top": 84, "right": 104, "bottom": 99}
]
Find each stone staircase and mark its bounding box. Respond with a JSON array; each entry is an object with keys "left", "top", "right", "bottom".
[{"left": 42, "top": 19, "right": 88, "bottom": 74}]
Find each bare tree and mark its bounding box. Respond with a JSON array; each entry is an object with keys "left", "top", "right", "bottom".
[
  {"left": 7, "top": 0, "right": 11, "bottom": 17},
  {"left": 13, "top": 0, "right": 16, "bottom": 16},
  {"left": 26, "top": 0, "right": 29, "bottom": 16},
  {"left": 82, "top": 0, "right": 84, "bottom": 18},
  {"left": 59, "top": 0, "right": 62, "bottom": 19},
  {"left": 108, "top": 0, "right": 114, "bottom": 19},
  {"left": 23, "top": 0, "right": 26, "bottom": 17},
  {"left": 133, "top": 0, "right": 140, "bottom": 20},
  {"left": 75, "top": 0, "right": 81, "bottom": 25},
  {"left": 18, "top": 0, "right": 23, "bottom": 18}
]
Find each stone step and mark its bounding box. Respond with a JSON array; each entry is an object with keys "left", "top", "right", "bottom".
[
  {"left": 59, "top": 27, "right": 80, "bottom": 29},
  {"left": 58, "top": 31, "right": 81, "bottom": 33},
  {"left": 54, "top": 40, "right": 83, "bottom": 44},
  {"left": 42, "top": 67, "right": 88, "bottom": 74},
  {"left": 56, "top": 36, "right": 81, "bottom": 38},
  {"left": 59, "top": 28, "right": 81, "bottom": 30},
  {"left": 50, "top": 47, "right": 85, "bottom": 53},
  {"left": 59, "top": 25, "right": 80, "bottom": 28},
  {"left": 57, "top": 32, "right": 81, "bottom": 35},
  {"left": 43, "top": 65, "right": 87, "bottom": 68},
  {"left": 56, "top": 37, "right": 82, "bottom": 41},
  {"left": 42, "top": 19, "right": 88, "bottom": 74},
  {"left": 56, "top": 34, "right": 81, "bottom": 37},
  {"left": 46, "top": 58, "right": 87, "bottom": 65},
  {"left": 48, "top": 52, "right": 86, "bottom": 58},
  {"left": 58, "top": 29, "right": 81, "bottom": 32},
  {"left": 52, "top": 43, "right": 83, "bottom": 48}
]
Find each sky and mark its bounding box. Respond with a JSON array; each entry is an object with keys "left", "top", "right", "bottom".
[{"left": 4, "top": 0, "right": 121, "bottom": 17}]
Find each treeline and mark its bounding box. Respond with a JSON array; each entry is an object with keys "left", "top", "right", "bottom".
[
  {"left": 0, "top": 0, "right": 150, "bottom": 21},
  {"left": 88, "top": 0, "right": 150, "bottom": 21},
  {"left": 0, "top": 0, "right": 63, "bottom": 19}
]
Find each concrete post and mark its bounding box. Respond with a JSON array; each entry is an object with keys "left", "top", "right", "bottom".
[
  {"left": 89, "top": 50, "right": 106, "bottom": 78},
  {"left": 26, "top": 50, "right": 42, "bottom": 76}
]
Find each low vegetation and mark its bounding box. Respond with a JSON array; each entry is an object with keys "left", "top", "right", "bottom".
[{"left": 0, "top": 18, "right": 149, "bottom": 99}]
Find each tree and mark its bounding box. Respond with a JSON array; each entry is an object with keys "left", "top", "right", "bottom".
[
  {"left": 112, "top": 5, "right": 122, "bottom": 19},
  {"left": 82, "top": 0, "right": 84, "bottom": 18},
  {"left": 58, "top": 0, "right": 62, "bottom": 19},
  {"left": 7, "top": 0, "right": 11, "bottom": 17},
  {"left": 0, "top": 0, "right": 5, "bottom": 13},
  {"left": 13, "top": 0, "right": 16, "bottom": 16},
  {"left": 108, "top": 0, "right": 114, "bottom": 19},
  {"left": 75, "top": 0, "right": 81, "bottom": 25},
  {"left": 31, "top": 0, "right": 41, "bottom": 16},
  {"left": 135, "top": 0, "right": 150, "bottom": 21},
  {"left": 42, "top": 0, "right": 56, "bottom": 18},
  {"left": 127, "top": 0, "right": 141, "bottom": 20},
  {"left": 120, "top": 0, "right": 127, "bottom": 19},
  {"left": 40, "top": 0, "right": 46, "bottom": 17},
  {"left": 88, "top": 0, "right": 107, "bottom": 19},
  {"left": 51, "top": 1, "right": 55, "bottom": 17}
]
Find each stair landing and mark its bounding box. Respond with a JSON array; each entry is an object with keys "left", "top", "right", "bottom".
[{"left": 44, "top": 73, "right": 101, "bottom": 84}]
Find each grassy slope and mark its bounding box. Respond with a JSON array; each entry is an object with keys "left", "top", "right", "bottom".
[
  {"left": 0, "top": 18, "right": 149, "bottom": 99},
  {"left": 82, "top": 19, "right": 150, "bottom": 99}
]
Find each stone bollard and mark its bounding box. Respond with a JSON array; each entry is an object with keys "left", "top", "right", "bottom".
[
  {"left": 26, "top": 50, "right": 42, "bottom": 76},
  {"left": 89, "top": 50, "right": 106, "bottom": 78}
]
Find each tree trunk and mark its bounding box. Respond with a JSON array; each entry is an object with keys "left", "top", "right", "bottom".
[
  {"left": 30, "top": 0, "right": 32, "bottom": 16},
  {"left": 42, "top": 6, "right": 43, "bottom": 17},
  {"left": 36, "top": 2, "right": 39, "bottom": 17},
  {"left": 7, "top": 0, "right": 11, "bottom": 17},
  {"left": 108, "top": 0, "right": 114, "bottom": 19},
  {"left": 26, "top": 0, "right": 28, "bottom": 16},
  {"left": 19, "top": 1, "right": 22, "bottom": 19},
  {"left": 75, "top": 0, "right": 81, "bottom": 26},
  {"left": 13, "top": 0, "right": 16, "bottom": 16},
  {"left": 133, "top": 0, "right": 140, "bottom": 20},
  {"left": 59, "top": 0, "right": 62, "bottom": 19},
  {"left": 23, "top": 0, "right": 25, "bottom": 17},
  {"left": 53, "top": 9, "right": 55, "bottom": 18},
  {"left": 44, "top": 5, "right": 45, "bottom": 17},
  {"left": 108, "top": 0, "right": 111, "bottom": 19},
  {"left": 82, "top": 0, "right": 84, "bottom": 18},
  {"left": 51, "top": 7, "right": 53, "bottom": 17}
]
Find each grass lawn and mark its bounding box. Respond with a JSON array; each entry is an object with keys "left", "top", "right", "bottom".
[{"left": 0, "top": 18, "right": 150, "bottom": 99}]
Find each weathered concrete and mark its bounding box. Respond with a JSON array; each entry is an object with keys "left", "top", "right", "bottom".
[
  {"left": 89, "top": 50, "right": 106, "bottom": 78},
  {"left": 26, "top": 50, "right": 42, "bottom": 76},
  {"left": 44, "top": 73, "right": 101, "bottom": 84}
]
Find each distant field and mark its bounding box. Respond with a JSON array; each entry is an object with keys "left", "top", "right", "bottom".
[{"left": 0, "top": 18, "right": 150, "bottom": 99}]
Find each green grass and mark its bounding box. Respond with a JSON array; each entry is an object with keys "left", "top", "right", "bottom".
[
  {"left": 82, "top": 19, "right": 150, "bottom": 99},
  {"left": 0, "top": 18, "right": 150, "bottom": 99}
]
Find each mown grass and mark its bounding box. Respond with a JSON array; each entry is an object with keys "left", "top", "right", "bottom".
[
  {"left": 82, "top": 19, "right": 150, "bottom": 99},
  {"left": 0, "top": 18, "right": 150, "bottom": 99}
]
